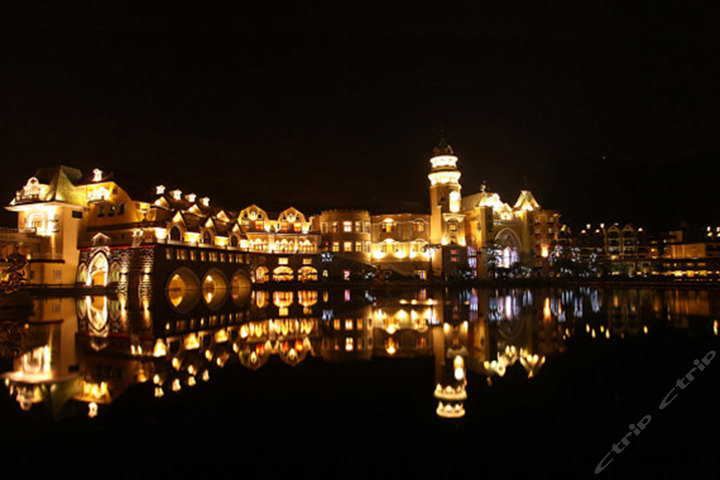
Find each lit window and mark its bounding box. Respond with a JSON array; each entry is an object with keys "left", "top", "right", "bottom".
[
  {"left": 278, "top": 257, "right": 289, "bottom": 265},
  {"left": 343, "top": 221, "right": 352, "bottom": 232},
  {"left": 345, "top": 338, "right": 354, "bottom": 352},
  {"left": 355, "top": 241, "right": 363, "bottom": 252},
  {"left": 334, "top": 319, "right": 341, "bottom": 330},
  {"left": 413, "top": 221, "right": 424, "bottom": 232},
  {"left": 332, "top": 242, "right": 340, "bottom": 252},
  {"left": 345, "top": 319, "right": 354, "bottom": 330},
  {"left": 343, "top": 241, "right": 352, "bottom": 252},
  {"left": 355, "top": 221, "right": 362, "bottom": 232},
  {"left": 331, "top": 222, "right": 339, "bottom": 233},
  {"left": 381, "top": 221, "right": 395, "bottom": 233},
  {"left": 356, "top": 318, "right": 364, "bottom": 329}
]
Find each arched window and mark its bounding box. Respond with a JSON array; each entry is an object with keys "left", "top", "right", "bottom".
[
  {"left": 272, "top": 266, "right": 294, "bottom": 282},
  {"left": 169, "top": 225, "right": 182, "bottom": 242},
  {"left": 255, "top": 266, "right": 269, "bottom": 283},
  {"left": 298, "top": 266, "right": 318, "bottom": 282}
]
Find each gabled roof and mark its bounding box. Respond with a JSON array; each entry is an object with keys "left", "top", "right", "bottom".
[
  {"left": 513, "top": 190, "right": 541, "bottom": 211},
  {"left": 10, "top": 165, "right": 86, "bottom": 206}
]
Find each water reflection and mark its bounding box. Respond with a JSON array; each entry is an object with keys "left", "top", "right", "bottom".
[{"left": 2, "top": 286, "right": 719, "bottom": 420}]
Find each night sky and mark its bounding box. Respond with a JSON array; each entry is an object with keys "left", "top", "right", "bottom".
[{"left": 1, "top": 3, "right": 719, "bottom": 231}]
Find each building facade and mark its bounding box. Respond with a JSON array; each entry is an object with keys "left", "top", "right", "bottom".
[{"left": 5, "top": 138, "right": 559, "bottom": 286}]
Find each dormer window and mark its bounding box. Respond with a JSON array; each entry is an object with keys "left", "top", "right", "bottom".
[
  {"left": 156, "top": 185, "right": 166, "bottom": 195},
  {"left": 92, "top": 168, "right": 103, "bottom": 182},
  {"left": 186, "top": 193, "right": 196, "bottom": 203},
  {"left": 200, "top": 197, "right": 210, "bottom": 207},
  {"left": 171, "top": 190, "right": 182, "bottom": 200}
]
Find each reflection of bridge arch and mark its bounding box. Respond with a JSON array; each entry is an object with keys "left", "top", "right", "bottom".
[
  {"left": 231, "top": 269, "right": 251, "bottom": 306},
  {"left": 494, "top": 228, "right": 521, "bottom": 269},
  {"left": 166, "top": 267, "right": 201, "bottom": 313},
  {"left": 202, "top": 268, "right": 229, "bottom": 310}
]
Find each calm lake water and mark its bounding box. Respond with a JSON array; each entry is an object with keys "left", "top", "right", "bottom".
[{"left": 1, "top": 286, "right": 719, "bottom": 477}]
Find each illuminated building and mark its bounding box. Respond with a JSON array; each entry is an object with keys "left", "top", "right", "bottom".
[
  {"left": 5, "top": 166, "right": 326, "bottom": 288},
  {"left": 371, "top": 213, "right": 431, "bottom": 278},
  {"left": 6, "top": 166, "right": 88, "bottom": 285},
  {"left": 660, "top": 226, "right": 720, "bottom": 278},
  {"left": 6, "top": 143, "right": 560, "bottom": 284},
  {"left": 426, "top": 138, "right": 557, "bottom": 278},
  {"left": 573, "top": 223, "right": 659, "bottom": 276}
]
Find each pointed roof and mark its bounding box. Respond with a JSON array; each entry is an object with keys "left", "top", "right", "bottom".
[
  {"left": 10, "top": 165, "right": 86, "bottom": 207},
  {"left": 432, "top": 136, "right": 454, "bottom": 156},
  {"left": 513, "top": 190, "right": 541, "bottom": 211}
]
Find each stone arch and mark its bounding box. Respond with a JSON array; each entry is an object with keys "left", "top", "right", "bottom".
[
  {"left": 494, "top": 228, "right": 521, "bottom": 269},
  {"left": 109, "top": 262, "right": 121, "bottom": 284},
  {"left": 202, "top": 268, "right": 229, "bottom": 310},
  {"left": 87, "top": 252, "right": 109, "bottom": 287},
  {"left": 165, "top": 267, "right": 201, "bottom": 313},
  {"left": 77, "top": 263, "right": 88, "bottom": 284},
  {"left": 231, "top": 269, "right": 251, "bottom": 306}
]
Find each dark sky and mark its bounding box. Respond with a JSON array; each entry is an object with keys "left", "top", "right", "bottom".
[{"left": 1, "top": 3, "right": 719, "bottom": 231}]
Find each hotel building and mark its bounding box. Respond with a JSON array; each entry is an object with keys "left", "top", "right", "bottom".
[{"left": 4, "top": 138, "right": 558, "bottom": 288}]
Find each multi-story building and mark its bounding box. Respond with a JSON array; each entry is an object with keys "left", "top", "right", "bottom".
[
  {"left": 5, "top": 138, "right": 559, "bottom": 285},
  {"left": 660, "top": 226, "right": 720, "bottom": 278},
  {"left": 370, "top": 213, "right": 431, "bottom": 278}
]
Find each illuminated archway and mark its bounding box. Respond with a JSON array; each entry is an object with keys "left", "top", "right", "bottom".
[
  {"left": 255, "top": 266, "right": 269, "bottom": 283},
  {"left": 494, "top": 228, "right": 521, "bottom": 269},
  {"left": 77, "top": 263, "right": 88, "bottom": 284},
  {"left": 202, "top": 268, "right": 229, "bottom": 310},
  {"left": 109, "top": 262, "right": 121, "bottom": 284},
  {"left": 298, "top": 266, "right": 318, "bottom": 282},
  {"left": 87, "top": 253, "right": 109, "bottom": 287},
  {"left": 165, "top": 267, "right": 201, "bottom": 313},
  {"left": 273, "top": 266, "right": 294, "bottom": 282}
]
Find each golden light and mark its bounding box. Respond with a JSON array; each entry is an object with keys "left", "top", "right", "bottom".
[
  {"left": 152, "top": 339, "right": 167, "bottom": 357},
  {"left": 185, "top": 333, "right": 200, "bottom": 350}
]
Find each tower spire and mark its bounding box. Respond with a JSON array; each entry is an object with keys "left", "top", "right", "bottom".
[{"left": 433, "top": 134, "right": 454, "bottom": 157}]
